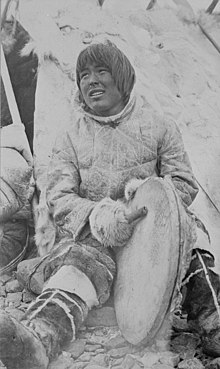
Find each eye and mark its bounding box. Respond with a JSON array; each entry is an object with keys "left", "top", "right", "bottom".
[
  {"left": 98, "top": 67, "right": 109, "bottom": 75},
  {"left": 80, "top": 71, "right": 89, "bottom": 80}
]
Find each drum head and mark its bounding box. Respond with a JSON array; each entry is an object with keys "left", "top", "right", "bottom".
[{"left": 114, "top": 177, "right": 182, "bottom": 345}]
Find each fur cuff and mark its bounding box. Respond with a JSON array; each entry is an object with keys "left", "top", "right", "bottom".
[{"left": 89, "top": 198, "right": 134, "bottom": 248}]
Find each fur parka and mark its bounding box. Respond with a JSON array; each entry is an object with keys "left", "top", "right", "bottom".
[{"left": 46, "top": 92, "right": 198, "bottom": 242}]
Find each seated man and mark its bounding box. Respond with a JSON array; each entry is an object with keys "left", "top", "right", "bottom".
[
  {"left": 0, "top": 41, "right": 219, "bottom": 369},
  {"left": 0, "top": 124, "right": 34, "bottom": 273}
]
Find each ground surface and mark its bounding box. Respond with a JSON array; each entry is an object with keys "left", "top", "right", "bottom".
[{"left": 0, "top": 271, "right": 219, "bottom": 369}]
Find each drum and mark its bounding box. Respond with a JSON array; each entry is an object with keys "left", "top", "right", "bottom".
[{"left": 114, "top": 177, "right": 194, "bottom": 345}]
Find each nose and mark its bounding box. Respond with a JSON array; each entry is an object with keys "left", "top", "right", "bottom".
[{"left": 89, "top": 71, "right": 99, "bottom": 86}]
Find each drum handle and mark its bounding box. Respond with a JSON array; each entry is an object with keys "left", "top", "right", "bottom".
[{"left": 126, "top": 206, "right": 148, "bottom": 224}]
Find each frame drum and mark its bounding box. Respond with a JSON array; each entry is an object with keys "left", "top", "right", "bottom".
[{"left": 114, "top": 177, "right": 190, "bottom": 345}]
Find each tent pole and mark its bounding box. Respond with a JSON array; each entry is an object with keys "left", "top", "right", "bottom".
[
  {"left": 1, "top": 45, "right": 23, "bottom": 126},
  {"left": 206, "top": 0, "right": 219, "bottom": 14},
  {"left": 198, "top": 23, "right": 220, "bottom": 55}
]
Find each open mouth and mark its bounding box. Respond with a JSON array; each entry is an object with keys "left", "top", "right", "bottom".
[{"left": 89, "top": 89, "right": 105, "bottom": 98}]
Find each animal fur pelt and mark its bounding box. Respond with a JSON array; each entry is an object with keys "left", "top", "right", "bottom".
[{"left": 34, "top": 189, "right": 56, "bottom": 257}]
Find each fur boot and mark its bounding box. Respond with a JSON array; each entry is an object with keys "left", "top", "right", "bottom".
[
  {"left": 0, "top": 310, "right": 49, "bottom": 369},
  {"left": 0, "top": 288, "right": 88, "bottom": 369},
  {"left": 182, "top": 249, "right": 220, "bottom": 357}
]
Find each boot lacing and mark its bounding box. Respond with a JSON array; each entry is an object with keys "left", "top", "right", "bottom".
[{"left": 26, "top": 289, "right": 78, "bottom": 341}]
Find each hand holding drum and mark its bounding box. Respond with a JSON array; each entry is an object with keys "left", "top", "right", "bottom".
[{"left": 89, "top": 197, "right": 148, "bottom": 248}]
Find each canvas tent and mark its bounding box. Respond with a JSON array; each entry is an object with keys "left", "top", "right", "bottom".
[{"left": 1, "top": 0, "right": 220, "bottom": 269}]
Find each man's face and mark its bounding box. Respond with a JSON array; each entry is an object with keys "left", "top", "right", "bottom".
[{"left": 79, "top": 63, "right": 125, "bottom": 116}]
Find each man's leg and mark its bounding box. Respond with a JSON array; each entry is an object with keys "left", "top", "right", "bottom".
[
  {"left": 0, "top": 238, "right": 116, "bottom": 369},
  {"left": 0, "top": 267, "right": 93, "bottom": 369}
]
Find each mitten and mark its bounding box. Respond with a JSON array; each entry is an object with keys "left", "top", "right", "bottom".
[{"left": 89, "top": 198, "right": 134, "bottom": 248}]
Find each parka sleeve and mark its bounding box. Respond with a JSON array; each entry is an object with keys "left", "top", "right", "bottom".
[
  {"left": 158, "top": 120, "right": 199, "bottom": 207},
  {"left": 46, "top": 130, "right": 96, "bottom": 240}
]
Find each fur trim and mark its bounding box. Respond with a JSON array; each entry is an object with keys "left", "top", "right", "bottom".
[
  {"left": 20, "top": 39, "right": 57, "bottom": 61},
  {"left": 20, "top": 40, "right": 37, "bottom": 57},
  {"left": 89, "top": 197, "right": 134, "bottom": 248},
  {"left": 34, "top": 190, "right": 56, "bottom": 257},
  {"left": 124, "top": 178, "right": 146, "bottom": 201}
]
